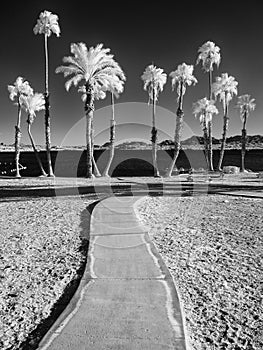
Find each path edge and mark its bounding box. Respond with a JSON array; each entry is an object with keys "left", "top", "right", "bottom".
[
  {"left": 35, "top": 200, "right": 100, "bottom": 350},
  {"left": 133, "top": 196, "right": 192, "bottom": 350}
]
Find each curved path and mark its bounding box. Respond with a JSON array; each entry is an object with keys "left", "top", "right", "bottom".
[{"left": 38, "top": 196, "right": 189, "bottom": 350}]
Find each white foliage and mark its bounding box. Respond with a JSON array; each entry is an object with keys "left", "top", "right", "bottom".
[
  {"left": 141, "top": 64, "right": 167, "bottom": 102},
  {"left": 193, "top": 97, "right": 218, "bottom": 126},
  {"left": 237, "top": 94, "right": 256, "bottom": 122},
  {"left": 197, "top": 41, "right": 221, "bottom": 72},
  {"left": 212, "top": 73, "right": 238, "bottom": 109},
  {"left": 56, "top": 42, "right": 126, "bottom": 101},
  {"left": 33, "top": 10, "right": 60, "bottom": 37},
  {"left": 170, "top": 63, "right": 197, "bottom": 100},
  {"left": 78, "top": 84, "right": 106, "bottom": 101},
  {"left": 7, "top": 77, "right": 33, "bottom": 102},
  {"left": 20, "top": 93, "right": 45, "bottom": 123}
]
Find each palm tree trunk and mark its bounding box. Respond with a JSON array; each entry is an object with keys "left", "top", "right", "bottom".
[
  {"left": 151, "top": 89, "right": 159, "bottom": 177},
  {"left": 208, "top": 70, "right": 212, "bottom": 101},
  {"left": 241, "top": 114, "right": 247, "bottom": 172},
  {"left": 14, "top": 103, "right": 22, "bottom": 177},
  {"left": 217, "top": 101, "right": 229, "bottom": 171},
  {"left": 103, "top": 93, "right": 116, "bottom": 177},
  {"left": 91, "top": 117, "right": 101, "bottom": 177},
  {"left": 208, "top": 70, "right": 214, "bottom": 171},
  {"left": 202, "top": 119, "right": 210, "bottom": 169},
  {"left": 27, "top": 119, "right": 47, "bottom": 176},
  {"left": 208, "top": 120, "right": 214, "bottom": 171},
  {"left": 165, "top": 84, "right": 184, "bottom": 177},
  {"left": 44, "top": 33, "right": 54, "bottom": 177},
  {"left": 85, "top": 86, "right": 94, "bottom": 178}
]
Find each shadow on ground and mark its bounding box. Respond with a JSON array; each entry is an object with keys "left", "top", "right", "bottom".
[{"left": 19, "top": 201, "right": 99, "bottom": 350}]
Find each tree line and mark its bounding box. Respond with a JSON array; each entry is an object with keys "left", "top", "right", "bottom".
[{"left": 8, "top": 10, "right": 256, "bottom": 178}]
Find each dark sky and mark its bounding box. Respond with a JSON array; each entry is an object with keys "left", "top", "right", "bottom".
[{"left": 1, "top": 1, "right": 262, "bottom": 146}]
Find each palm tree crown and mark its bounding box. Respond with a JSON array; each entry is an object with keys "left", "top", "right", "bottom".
[
  {"left": 20, "top": 93, "right": 45, "bottom": 122},
  {"left": 196, "top": 41, "right": 221, "bottom": 72},
  {"left": 237, "top": 94, "right": 256, "bottom": 122},
  {"left": 170, "top": 63, "right": 197, "bottom": 99},
  {"left": 78, "top": 74, "right": 125, "bottom": 102},
  {"left": 8, "top": 77, "right": 33, "bottom": 101},
  {"left": 193, "top": 98, "right": 218, "bottom": 125},
  {"left": 212, "top": 73, "right": 238, "bottom": 108},
  {"left": 108, "top": 75, "right": 125, "bottom": 97},
  {"left": 55, "top": 42, "right": 125, "bottom": 95},
  {"left": 141, "top": 64, "right": 167, "bottom": 102},
  {"left": 33, "top": 10, "right": 60, "bottom": 37}
]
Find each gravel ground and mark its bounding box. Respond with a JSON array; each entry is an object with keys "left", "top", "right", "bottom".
[
  {"left": 136, "top": 195, "right": 263, "bottom": 350},
  {"left": 0, "top": 196, "right": 95, "bottom": 350}
]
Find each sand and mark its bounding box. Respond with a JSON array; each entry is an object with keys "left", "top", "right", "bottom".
[
  {"left": 0, "top": 196, "right": 95, "bottom": 350},
  {"left": 136, "top": 195, "right": 263, "bottom": 350}
]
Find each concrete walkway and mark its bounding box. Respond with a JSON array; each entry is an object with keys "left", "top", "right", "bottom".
[{"left": 38, "top": 196, "right": 189, "bottom": 350}]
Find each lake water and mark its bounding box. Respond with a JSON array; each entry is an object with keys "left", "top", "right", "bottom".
[{"left": 0, "top": 149, "right": 262, "bottom": 177}]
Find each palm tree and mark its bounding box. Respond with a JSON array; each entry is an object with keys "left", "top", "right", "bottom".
[
  {"left": 20, "top": 93, "right": 47, "bottom": 176},
  {"left": 165, "top": 63, "right": 197, "bottom": 177},
  {"left": 102, "top": 77, "right": 125, "bottom": 177},
  {"left": 193, "top": 98, "right": 218, "bottom": 167},
  {"left": 78, "top": 84, "right": 106, "bottom": 177},
  {"left": 33, "top": 10, "right": 60, "bottom": 177},
  {"left": 236, "top": 94, "right": 256, "bottom": 172},
  {"left": 212, "top": 73, "right": 238, "bottom": 171},
  {"left": 197, "top": 41, "right": 221, "bottom": 171},
  {"left": 7, "top": 77, "right": 33, "bottom": 177},
  {"left": 141, "top": 64, "right": 167, "bottom": 177},
  {"left": 56, "top": 42, "right": 125, "bottom": 178}
]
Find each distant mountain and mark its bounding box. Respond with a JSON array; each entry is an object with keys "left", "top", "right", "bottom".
[
  {"left": 159, "top": 135, "right": 263, "bottom": 149},
  {"left": 102, "top": 141, "right": 151, "bottom": 149}
]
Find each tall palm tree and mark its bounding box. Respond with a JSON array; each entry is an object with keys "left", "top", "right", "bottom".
[
  {"left": 141, "top": 64, "right": 167, "bottom": 177},
  {"left": 165, "top": 63, "right": 197, "bottom": 177},
  {"left": 56, "top": 42, "right": 125, "bottom": 178},
  {"left": 102, "top": 77, "right": 125, "bottom": 177},
  {"left": 78, "top": 84, "right": 106, "bottom": 177},
  {"left": 212, "top": 73, "right": 238, "bottom": 171},
  {"left": 33, "top": 10, "right": 60, "bottom": 177},
  {"left": 197, "top": 41, "right": 221, "bottom": 171},
  {"left": 20, "top": 93, "right": 47, "bottom": 176},
  {"left": 193, "top": 98, "right": 218, "bottom": 167},
  {"left": 236, "top": 94, "right": 256, "bottom": 172},
  {"left": 7, "top": 77, "right": 33, "bottom": 177}
]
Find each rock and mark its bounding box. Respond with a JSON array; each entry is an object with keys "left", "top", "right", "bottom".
[{"left": 223, "top": 166, "right": 240, "bottom": 174}]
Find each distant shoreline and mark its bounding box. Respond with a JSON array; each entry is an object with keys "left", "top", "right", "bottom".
[{"left": 1, "top": 145, "right": 263, "bottom": 152}]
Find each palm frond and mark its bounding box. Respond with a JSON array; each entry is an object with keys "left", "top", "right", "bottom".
[
  {"left": 78, "top": 84, "right": 107, "bottom": 101},
  {"left": 170, "top": 63, "right": 197, "bottom": 99},
  {"left": 20, "top": 93, "right": 45, "bottom": 118},
  {"left": 55, "top": 64, "right": 83, "bottom": 78},
  {"left": 65, "top": 74, "right": 83, "bottom": 91},
  {"left": 237, "top": 94, "right": 256, "bottom": 121},
  {"left": 212, "top": 73, "right": 238, "bottom": 107},
  {"left": 196, "top": 41, "right": 221, "bottom": 72},
  {"left": 8, "top": 77, "right": 33, "bottom": 101},
  {"left": 33, "top": 10, "right": 60, "bottom": 37},
  {"left": 141, "top": 64, "right": 167, "bottom": 101},
  {"left": 56, "top": 42, "right": 126, "bottom": 99},
  {"left": 193, "top": 97, "right": 218, "bottom": 125}
]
